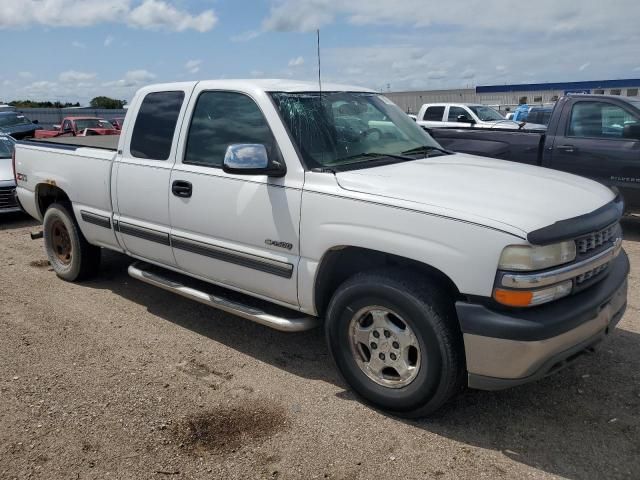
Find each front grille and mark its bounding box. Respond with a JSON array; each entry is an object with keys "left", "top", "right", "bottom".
[
  {"left": 0, "top": 186, "right": 18, "bottom": 209},
  {"left": 576, "top": 262, "right": 610, "bottom": 285},
  {"left": 575, "top": 223, "right": 618, "bottom": 255}
]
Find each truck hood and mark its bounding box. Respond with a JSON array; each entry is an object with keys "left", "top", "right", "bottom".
[
  {"left": 334, "top": 153, "right": 615, "bottom": 236},
  {"left": 0, "top": 158, "right": 14, "bottom": 183}
]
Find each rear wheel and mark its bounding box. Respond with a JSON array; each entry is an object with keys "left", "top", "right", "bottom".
[
  {"left": 43, "top": 203, "right": 100, "bottom": 281},
  {"left": 325, "top": 269, "right": 465, "bottom": 417}
]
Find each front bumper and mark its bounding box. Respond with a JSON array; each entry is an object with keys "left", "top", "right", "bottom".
[
  {"left": 456, "top": 250, "right": 629, "bottom": 390},
  {"left": 0, "top": 180, "right": 22, "bottom": 214}
]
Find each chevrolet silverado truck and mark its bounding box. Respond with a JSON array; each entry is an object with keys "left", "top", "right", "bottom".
[
  {"left": 14, "top": 80, "right": 629, "bottom": 416},
  {"left": 34, "top": 116, "right": 119, "bottom": 139},
  {"left": 427, "top": 95, "right": 640, "bottom": 212}
]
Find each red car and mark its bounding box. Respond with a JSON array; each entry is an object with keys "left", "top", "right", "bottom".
[
  {"left": 34, "top": 117, "right": 120, "bottom": 138},
  {"left": 109, "top": 117, "right": 126, "bottom": 130}
]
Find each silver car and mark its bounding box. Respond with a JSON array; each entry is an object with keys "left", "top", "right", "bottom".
[{"left": 0, "top": 134, "right": 21, "bottom": 214}]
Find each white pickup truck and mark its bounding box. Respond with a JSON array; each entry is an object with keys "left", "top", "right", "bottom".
[
  {"left": 416, "top": 102, "right": 546, "bottom": 130},
  {"left": 14, "top": 80, "right": 629, "bottom": 417}
]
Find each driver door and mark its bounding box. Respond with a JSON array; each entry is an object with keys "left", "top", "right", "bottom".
[
  {"left": 550, "top": 100, "right": 640, "bottom": 208},
  {"left": 168, "top": 87, "right": 303, "bottom": 307}
]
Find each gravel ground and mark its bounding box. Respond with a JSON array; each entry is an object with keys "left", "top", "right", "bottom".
[{"left": 1, "top": 212, "right": 639, "bottom": 480}]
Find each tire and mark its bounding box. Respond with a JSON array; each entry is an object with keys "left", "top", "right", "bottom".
[
  {"left": 43, "top": 202, "right": 101, "bottom": 281},
  {"left": 325, "top": 268, "right": 465, "bottom": 417}
]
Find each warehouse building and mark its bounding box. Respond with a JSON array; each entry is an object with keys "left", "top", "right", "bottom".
[{"left": 386, "top": 78, "right": 640, "bottom": 114}]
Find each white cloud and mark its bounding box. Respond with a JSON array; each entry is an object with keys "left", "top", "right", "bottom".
[
  {"left": 18, "top": 72, "right": 34, "bottom": 79},
  {"left": 288, "top": 56, "right": 305, "bottom": 67},
  {"left": 461, "top": 68, "right": 475, "bottom": 79},
  {"left": 261, "top": 0, "right": 637, "bottom": 36},
  {"left": 59, "top": 71, "right": 97, "bottom": 83},
  {"left": 579, "top": 62, "right": 591, "bottom": 71},
  {"left": 128, "top": 0, "right": 217, "bottom": 32},
  {"left": 72, "top": 40, "right": 86, "bottom": 49},
  {"left": 104, "top": 69, "right": 156, "bottom": 88},
  {"left": 0, "top": 0, "right": 217, "bottom": 32},
  {"left": 185, "top": 59, "right": 202, "bottom": 74},
  {"left": 104, "top": 35, "right": 114, "bottom": 47},
  {"left": 231, "top": 30, "right": 261, "bottom": 42}
]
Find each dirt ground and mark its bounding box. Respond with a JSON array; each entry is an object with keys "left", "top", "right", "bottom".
[{"left": 1, "top": 212, "right": 639, "bottom": 480}]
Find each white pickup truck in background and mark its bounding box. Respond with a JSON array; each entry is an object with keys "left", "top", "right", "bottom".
[
  {"left": 416, "top": 102, "right": 546, "bottom": 130},
  {"left": 14, "top": 80, "right": 629, "bottom": 416}
]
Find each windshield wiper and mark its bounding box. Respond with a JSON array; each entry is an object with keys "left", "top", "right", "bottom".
[
  {"left": 338, "top": 152, "right": 416, "bottom": 163},
  {"left": 401, "top": 145, "right": 451, "bottom": 156}
]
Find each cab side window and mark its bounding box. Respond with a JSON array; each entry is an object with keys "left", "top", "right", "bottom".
[
  {"left": 62, "top": 120, "right": 72, "bottom": 132},
  {"left": 130, "top": 91, "right": 185, "bottom": 160},
  {"left": 568, "top": 101, "right": 639, "bottom": 139},
  {"left": 184, "top": 91, "right": 278, "bottom": 168},
  {"left": 422, "top": 106, "right": 445, "bottom": 122},
  {"left": 447, "top": 106, "right": 468, "bottom": 122}
]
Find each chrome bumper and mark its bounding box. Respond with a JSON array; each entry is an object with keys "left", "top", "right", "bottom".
[{"left": 457, "top": 251, "right": 629, "bottom": 390}]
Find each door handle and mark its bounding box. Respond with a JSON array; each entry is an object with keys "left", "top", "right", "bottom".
[
  {"left": 172, "top": 180, "right": 192, "bottom": 198},
  {"left": 556, "top": 145, "right": 576, "bottom": 153}
]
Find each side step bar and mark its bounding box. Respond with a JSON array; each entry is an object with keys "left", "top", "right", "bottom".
[{"left": 128, "top": 262, "right": 319, "bottom": 332}]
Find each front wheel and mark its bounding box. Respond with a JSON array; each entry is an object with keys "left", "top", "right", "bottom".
[
  {"left": 325, "top": 269, "right": 465, "bottom": 417},
  {"left": 43, "top": 203, "right": 101, "bottom": 281}
]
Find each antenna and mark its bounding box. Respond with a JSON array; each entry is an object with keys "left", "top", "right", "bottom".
[{"left": 317, "top": 29, "right": 322, "bottom": 93}]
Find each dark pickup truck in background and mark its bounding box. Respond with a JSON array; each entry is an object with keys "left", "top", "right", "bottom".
[{"left": 427, "top": 95, "right": 640, "bottom": 212}]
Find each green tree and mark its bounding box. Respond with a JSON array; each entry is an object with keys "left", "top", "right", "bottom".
[{"left": 89, "top": 96, "right": 127, "bottom": 109}]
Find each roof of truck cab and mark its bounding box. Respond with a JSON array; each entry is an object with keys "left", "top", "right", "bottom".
[{"left": 142, "top": 79, "right": 376, "bottom": 93}]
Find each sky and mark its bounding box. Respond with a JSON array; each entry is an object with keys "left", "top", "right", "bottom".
[{"left": 1, "top": 0, "right": 640, "bottom": 105}]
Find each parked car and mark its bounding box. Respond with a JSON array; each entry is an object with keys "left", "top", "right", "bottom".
[
  {"left": 109, "top": 117, "right": 125, "bottom": 130},
  {"left": 0, "top": 134, "right": 21, "bottom": 214},
  {"left": 416, "top": 103, "right": 546, "bottom": 130},
  {"left": 15, "top": 80, "right": 628, "bottom": 416},
  {"left": 427, "top": 94, "right": 640, "bottom": 212},
  {"left": 525, "top": 105, "right": 555, "bottom": 126},
  {"left": 0, "top": 111, "right": 42, "bottom": 139},
  {"left": 34, "top": 117, "right": 119, "bottom": 138}
]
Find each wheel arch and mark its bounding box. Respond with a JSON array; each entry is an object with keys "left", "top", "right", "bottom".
[
  {"left": 35, "top": 183, "right": 72, "bottom": 219},
  {"left": 313, "top": 245, "right": 462, "bottom": 318}
]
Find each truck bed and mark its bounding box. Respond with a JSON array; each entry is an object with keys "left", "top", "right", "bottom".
[
  {"left": 29, "top": 135, "right": 119, "bottom": 151},
  {"left": 427, "top": 127, "right": 545, "bottom": 166}
]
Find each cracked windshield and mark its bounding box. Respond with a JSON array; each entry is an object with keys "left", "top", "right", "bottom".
[{"left": 271, "top": 92, "right": 445, "bottom": 169}]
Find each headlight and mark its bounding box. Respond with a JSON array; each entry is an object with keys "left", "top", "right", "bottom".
[{"left": 498, "top": 241, "right": 576, "bottom": 271}]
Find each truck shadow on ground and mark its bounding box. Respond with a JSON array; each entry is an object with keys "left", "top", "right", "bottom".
[
  {"left": 87, "top": 250, "right": 640, "bottom": 480},
  {"left": 0, "top": 212, "right": 38, "bottom": 231}
]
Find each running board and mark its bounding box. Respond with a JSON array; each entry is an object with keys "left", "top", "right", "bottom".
[{"left": 128, "top": 262, "right": 319, "bottom": 332}]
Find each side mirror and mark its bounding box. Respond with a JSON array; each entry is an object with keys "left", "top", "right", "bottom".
[
  {"left": 623, "top": 123, "right": 640, "bottom": 140},
  {"left": 457, "top": 114, "right": 475, "bottom": 124},
  {"left": 32, "top": 119, "right": 39, "bottom": 125},
  {"left": 223, "top": 144, "right": 286, "bottom": 177}
]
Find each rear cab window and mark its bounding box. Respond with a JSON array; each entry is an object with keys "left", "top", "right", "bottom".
[
  {"left": 130, "top": 91, "right": 185, "bottom": 160},
  {"left": 422, "top": 106, "right": 445, "bottom": 122}
]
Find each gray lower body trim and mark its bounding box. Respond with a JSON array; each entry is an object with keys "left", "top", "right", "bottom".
[
  {"left": 172, "top": 235, "right": 294, "bottom": 279},
  {"left": 117, "top": 221, "right": 170, "bottom": 246},
  {"left": 464, "top": 294, "right": 626, "bottom": 389},
  {"left": 80, "top": 210, "right": 112, "bottom": 229},
  {"left": 115, "top": 220, "right": 293, "bottom": 279}
]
